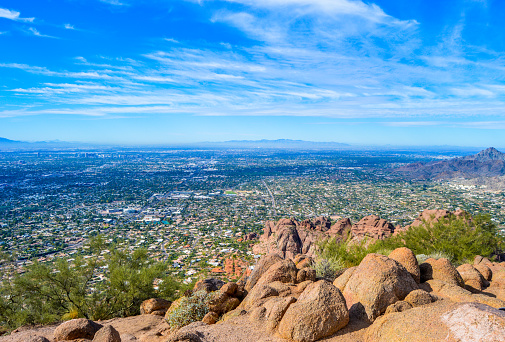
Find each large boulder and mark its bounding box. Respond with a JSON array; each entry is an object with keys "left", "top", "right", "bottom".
[
  {"left": 456, "top": 264, "right": 488, "bottom": 292},
  {"left": 332, "top": 267, "right": 357, "bottom": 291},
  {"left": 296, "top": 267, "right": 316, "bottom": 283},
  {"left": 249, "top": 295, "right": 297, "bottom": 331},
  {"left": 239, "top": 283, "right": 280, "bottom": 311},
  {"left": 388, "top": 247, "right": 420, "bottom": 283},
  {"left": 53, "top": 318, "right": 103, "bottom": 341},
  {"left": 277, "top": 280, "right": 349, "bottom": 342},
  {"left": 474, "top": 264, "right": 492, "bottom": 281},
  {"left": 420, "top": 258, "right": 464, "bottom": 287},
  {"left": 404, "top": 289, "right": 437, "bottom": 307},
  {"left": 254, "top": 259, "right": 297, "bottom": 288},
  {"left": 245, "top": 254, "right": 283, "bottom": 291},
  {"left": 207, "top": 292, "right": 240, "bottom": 315},
  {"left": 424, "top": 279, "right": 505, "bottom": 308},
  {"left": 364, "top": 301, "right": 505, "bottom": 342},
  {"left": 193, "top": 278, "right": 225, "bottom": 293},
  {"left": 92, "top": 325, "right": 121, "bottom": 342},
  {"left": 140, "top": 298, "right": 172, "bottom": 315},
  {"left": 342, "top": 254, "right": 418, "bottom": 322}
]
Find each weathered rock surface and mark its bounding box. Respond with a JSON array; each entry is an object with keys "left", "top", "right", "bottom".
[
  {"left": 249, "top": 296, "right": 297, "bottom": 331},
  {"left": 277, "top": 280, "right": 349, "bottom": 342},
  {"left": 332, "top": 267, "right": 356, "bottom": 292},
  {"left": 350, "top": 215, "right": 395, "bottom": 241},
  {"left": 384, "top": 300, "right": 412, "bottom": 314},
  {"left": 423, "top": 279, "right": 505, "bottom": 308},
  {"left": 92, "top": 325, "right": 121, "bottom": 342},
  {"left": 474, "top": 263, "right": 493, "bottom": 281},
  {"left": 404, "top": 289, "right": 437, "bottom": 307},
  {"left": 253, "top": 217, "right": 352, "bottom": 259},
  {"left": 202, "top": 312, "right": 219, "bottom": 325},
  {"left": 193, "top": 278, "right": 225, "bottom": 293},
  {"left": 456, "top": 263, "right": 488, "bottom": 292},
  {"left": 296, "top": 267, "right": 316, "bottom": 283},
  {"left": 420, "top": 258, "right": 465, "bottom": 287},
  {"left": 140, "top": 298, "right": 172, "bottom": 315},
  {"left": 245, "top": 254, "right": 283, "bottom": 292},
  {"left": 364, "top": 301, "right": 505, "bottom": 342},
  {"left": 342, "top": 253, "right": 418, "bottom": 322},
  {"left": 53, "top": 319, "right": 103, "bottom": 341},
  {"left": 388, "top": 247, "right": 420, "bottom": 284},
  {"left": 254, "top": 259, "right": 297, "bottom": 288}
]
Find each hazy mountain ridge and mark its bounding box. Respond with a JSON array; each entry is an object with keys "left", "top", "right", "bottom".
[{"left": 396, "top": 147, "right": 505, "bottom": 179}]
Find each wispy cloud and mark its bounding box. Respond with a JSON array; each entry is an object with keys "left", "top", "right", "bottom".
[
  {"left": 64, "top": 23, "right": 75, "bottom": 30},
  {"left": 28, "top": 27, "right": 58, "bottom": 39},
  {"left": 0, "top": 8, "right": 34, "bottom": 22},
  {"left": 99, "top": 0, "right": 127, "bottom": 6}
]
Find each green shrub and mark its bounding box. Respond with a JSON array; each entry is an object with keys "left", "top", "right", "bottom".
[
  {"left": 316, "top": 213, "right": 503, "bottom": 269},
  {"left": 0, "top": 235, "right": 182, "bottom": 330},
  {"left": 313, "top": 258, "right": 344, "bottom": 281},
  {"left": 165, "top": 290, "right": 212, "bottom": 329},
  {"left": 416, "top": 251, "right": 454, "bottom": 264}
]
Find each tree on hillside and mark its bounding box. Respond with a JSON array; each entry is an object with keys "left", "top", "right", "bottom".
[{"left": 0, "top": 235, "right": 182, "bottom": 330}]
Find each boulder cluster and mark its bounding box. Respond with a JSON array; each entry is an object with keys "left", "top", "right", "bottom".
[
  {"left": 253, "top": 209, "right": 469, "bottom": 259},
  {"left": 161, "top": 248, "right": 505, "bottom": 342}
]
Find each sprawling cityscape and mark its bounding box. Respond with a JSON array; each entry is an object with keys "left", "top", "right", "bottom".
[{"left": 1, "top": 148, "right": 503, "bottom": 285}]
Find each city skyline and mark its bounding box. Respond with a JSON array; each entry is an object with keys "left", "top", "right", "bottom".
[{"left": 2, "top": 0, "right": 505, "bottom": 146}]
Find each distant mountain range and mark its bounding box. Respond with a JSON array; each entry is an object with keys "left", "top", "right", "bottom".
[
  {"left": 194, "top": 139, "right": 350, "bottom": 149},
  {"left": 395, "top": 147, "right": 505, "bottom": 179}
]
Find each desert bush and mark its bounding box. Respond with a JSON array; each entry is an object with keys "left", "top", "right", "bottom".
[
  {"left": 0, "top": 235, "right": 182, "bottom": 330},
  {"left": 316, "top": 213, "right": 502, "bottom": 268},
  {"left": 416, "top": 251, "right": 454, "bottom": 264},
  {"left": 313, "top": 258, "right": 344, "bottom": 281},
  {"left": 165, "top": 290, "right": 213, "bottom": 329}
]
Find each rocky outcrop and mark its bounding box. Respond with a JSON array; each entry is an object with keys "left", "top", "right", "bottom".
[
  {"left": 253, "top": 217, "right": 352, "bottom": 259},
  {"left": 53, "top": 319, "right": 103, "bottom": 341},
  {"left": 422, "top": 279, "right": 505, "bottom": 308},
  {"left": 364, "top": 301, "right": 505, "bottom": 342},
  {"left": 193, "top": 278, "right": 225, "bottom": 293},
  {"left": 474, "top": 263, "right": 493, "bottom": 281},
  {"left": 420, "top": 258, "right": 465, "bottom": 287},
  {"left": 140, "top": 298, "right": 172, "bottom": 316},
  {"left": 456, "top": 263, "right": 488, "bottom": 292},
  {"left": 350, "top": 215, "right": 395, "bottom": 242},
  {"left": 341, "top": 253, "right": 418, "bottom": 322},
  {"left": 277, "top": 280, "right": 349, "bottom": 342},
  {"left": 388, "top": 247, "right": 420, "bottom": 283},
  {"left": 245, "top": 254, "right": 283, "bottom": 292}
]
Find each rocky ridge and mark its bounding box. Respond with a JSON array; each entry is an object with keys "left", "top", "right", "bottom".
[
  {"left": 395, "top": 147, "right": 505, "bottom": 180},
  {"left": 253, "top": 208, "right": 467, "bottom": 259},
  {"left": 3, "top": 209, "right": 505, "bottom": 342},
  {"left": 5, "top": 246, "right": 505, "bottom": 342}
]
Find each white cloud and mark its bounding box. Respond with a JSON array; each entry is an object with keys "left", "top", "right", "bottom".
[
  {"left": 99, "top": 0, "right": 127, "bottom": 6},
  {"left": 64, "top": 23, "right": 75, "bottom": 30},
  {"left": 28, "top": 27, "right": 58, "bottom": 39},
  {"left": 164, "top": 38, "right": 179, "bottom": 43},
  {"left": 0, "top": 8, "right": 34, "bottom": 22}
]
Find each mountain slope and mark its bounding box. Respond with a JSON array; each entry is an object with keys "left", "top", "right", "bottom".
[{"left": 395, "top": 147, "right": 505, "bottom": 179}]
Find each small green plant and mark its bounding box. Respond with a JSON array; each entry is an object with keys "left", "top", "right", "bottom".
[
  {"left": 313, "top": 258, "right": 344, "bottom": 281},
  {"left": 165, "top": 290, "right": 213, "bottom": 329},
  {"left": 416, "top": 251, "right": 454, "bottom": 264}
]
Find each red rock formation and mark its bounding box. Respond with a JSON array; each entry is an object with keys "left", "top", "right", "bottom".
[
  {"left": 253, "top": 217, "right": 353, "bottom": 258},
  {"left": 350, "top": 215, "right": 395, "bottom": 241}
]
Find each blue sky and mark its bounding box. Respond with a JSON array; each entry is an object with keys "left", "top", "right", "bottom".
[{"left": 1, "top": 0, "right": 505, "bottom": 146}]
